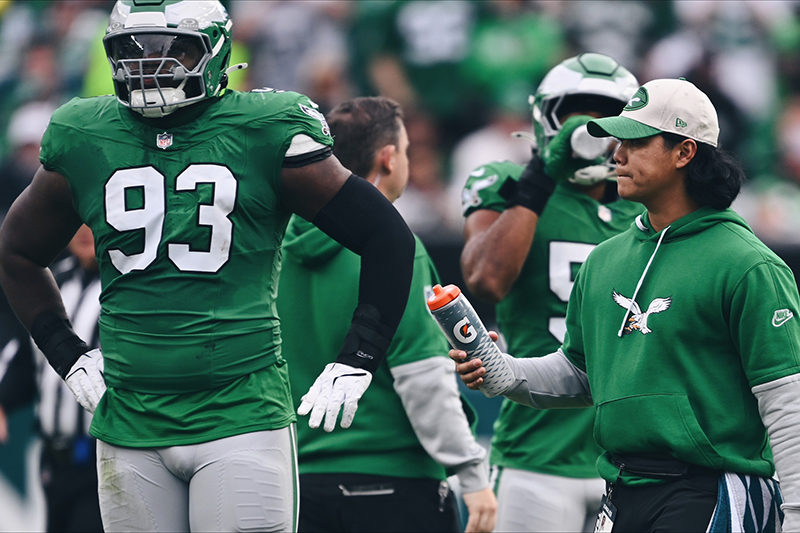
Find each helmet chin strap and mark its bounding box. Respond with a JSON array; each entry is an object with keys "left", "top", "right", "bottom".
[
  {"left": 569, "top": 164, "right": 615, "bottom": 186},
  {"left": 130, "top": 77, "right": 189, "bottom": 118}
]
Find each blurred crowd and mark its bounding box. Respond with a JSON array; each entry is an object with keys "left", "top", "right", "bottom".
[{"left": 2, "top": 0, "right": 800, "bottom": 244}]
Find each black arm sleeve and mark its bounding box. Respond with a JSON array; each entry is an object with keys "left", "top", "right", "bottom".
[{"left": 311, "top": 174, "right": 415, "bottom": 373}]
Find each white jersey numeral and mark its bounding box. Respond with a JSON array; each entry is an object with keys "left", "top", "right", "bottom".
[
  {"left": 105, "top": 167, "right": 165, "bottom": 274},
  {"left": 548, "top": 241, "right": 596, "bottom": 343},
  {"left": 168, "top": 165, "right": 237, "bottom": 272},
  {"left": 105, "top": 165, "right": 238, "bottom": 274}
]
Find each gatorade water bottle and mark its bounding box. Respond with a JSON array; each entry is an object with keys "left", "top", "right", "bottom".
[{"left": 427, "top": 284, "right": 514, "bottom": 397}]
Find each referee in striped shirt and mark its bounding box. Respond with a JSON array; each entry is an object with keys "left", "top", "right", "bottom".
[{"left": 0, "top": 224, "right": 102, "bottom": 532}]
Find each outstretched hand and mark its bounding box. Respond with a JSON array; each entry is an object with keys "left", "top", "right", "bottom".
[{"left": 449, "top": 331, "right": 499, "bottom": 391}]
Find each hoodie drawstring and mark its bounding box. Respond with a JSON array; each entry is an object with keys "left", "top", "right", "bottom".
[{"left": 617, "top": 220, "right": 671, "bottom": 337}]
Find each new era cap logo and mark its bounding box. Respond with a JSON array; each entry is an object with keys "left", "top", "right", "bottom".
[
  {"left": 624, "top": 87, "right": 648, "bottom": 111},
  {"left": 676, "top": 118, "right": 688, "bottom": 128}
]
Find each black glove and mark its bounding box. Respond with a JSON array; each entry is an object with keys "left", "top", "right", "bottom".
[{"left": 503, "top": 151, "right": 554, "bottom": 216}]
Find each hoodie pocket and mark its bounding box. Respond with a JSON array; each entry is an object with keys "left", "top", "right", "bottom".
[{"left": 595, "top": 394, "right": 724, "bottom": 470}]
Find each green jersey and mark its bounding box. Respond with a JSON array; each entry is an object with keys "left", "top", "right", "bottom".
[
  {"left": 39, "top": 90, "right": 334, "bottom": 447},
  {"left": 463, "top": 161, "right": 642, "bottom": 477},
  {"left": 563, "top": 207, "right": 800, "bottom": 482},
  {"left": 277, "top": 216, "right": 450, "bottom": 480}
]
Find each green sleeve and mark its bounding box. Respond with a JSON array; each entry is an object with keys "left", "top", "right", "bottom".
[
  {"left": 562, "top": 261, "right": 588, "bottom": 373},
  {"left": 461, "top": 160, "right": 523, "bottom": 218},
  {"left": 39, "top": 101, "right": 77, "bottom": 175},
  {"left": 281, "top": 92, "right": 334, "bottom": 148},
  {"left": 732, "top": 261, "right": 800, "bottom": 387}
]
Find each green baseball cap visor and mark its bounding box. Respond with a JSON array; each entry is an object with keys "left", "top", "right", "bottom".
[{"left": 587, "top": 116, "right": 662, "bottom": 140}]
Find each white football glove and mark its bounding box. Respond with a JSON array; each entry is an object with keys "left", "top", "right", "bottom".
[
  {"left": 64, "top": 349, "right": 106, "bottom": 414},
  {"left": 297, "top": 363, "right": 372, "bottom": 432}
]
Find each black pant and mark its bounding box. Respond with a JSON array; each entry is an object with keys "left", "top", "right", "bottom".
[
  {"left": 299, "top": 473, "right": 461, "bottom": 533},
  {"left": 605, "top": 469, "right": 719, "bottom": 532},
  {"left": 40, "top": 438, "right": 103, "bottom": 533}
]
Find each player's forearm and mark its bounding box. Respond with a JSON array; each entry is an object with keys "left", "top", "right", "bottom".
[
  {"left": 502, "top": 350, "right": 593, "bottom": 409},
  {"left": 0, "top": 250, "right": 67, "bottom": 330},
  {"left": 461, "top": 207, "right": 538, "bottom": 304},
  {"left": 391, "top": 357, "right": 489, "bottom": 493},
  {"left": 0, "top": 253, "right": 90, "bottom": 380},
  {"left": 753, "top": 372, "right": 800, "bottom": 530},
  {"left": 312, "top": 175, "right": 415, "bottom": 372}
]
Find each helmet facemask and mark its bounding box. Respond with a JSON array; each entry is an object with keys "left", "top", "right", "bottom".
[
  {"left": 107, "top": 30, "right": 210, "bottom": 117},
  {"left": 104, "top": 1, "right": 232, "bottom": 118}
]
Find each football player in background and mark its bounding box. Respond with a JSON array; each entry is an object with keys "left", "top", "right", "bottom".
[
  {"left": 460, "top": 53, "right": 641, "bottom": 532},
  {"left": 278, "top": 96, "right": 497, "bottom": 533},
  {"left": 0, "top": 1, "right": 415, "bottom": 532}
]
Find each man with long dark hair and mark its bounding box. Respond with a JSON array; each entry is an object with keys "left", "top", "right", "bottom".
[
  {"left": 459, "top": 53, "right": 641, "bottom": 532},
  {"left": 453, "top": 78, "right": 800, "bottom": 532}
]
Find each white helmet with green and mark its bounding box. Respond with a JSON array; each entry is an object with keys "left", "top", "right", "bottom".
[
  {"left": 103, "top": 0, "right": 233, "bottom": 118},
  {"left": 531, "top": 53, "right": 638, "bottom": 184}
]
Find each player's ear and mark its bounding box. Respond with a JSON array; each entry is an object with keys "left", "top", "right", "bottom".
[
  {"left": 377, "top": 144, "right": 396, "bottom": 175},
  {"left": 675, "top": 138, "right": 697, "bottom": 169}
]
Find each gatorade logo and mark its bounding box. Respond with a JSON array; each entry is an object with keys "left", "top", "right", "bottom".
[
  {"left": 624, "top": 87, "right": 648, "bottom": 111},
  {"left": 676, "top": 118, "right": 688, "bottom": 128},
  {"left": 454, "top": 317, "right": 477, "bottom": 344}
]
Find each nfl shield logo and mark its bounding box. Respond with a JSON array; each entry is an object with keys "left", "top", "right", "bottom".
[{"left": 157, "top": 132, "right": 173, "bottom": 150}]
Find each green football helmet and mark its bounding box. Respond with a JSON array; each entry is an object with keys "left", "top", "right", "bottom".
[
  {"left": 530, "top": 53, "right": 638, "bottom": 184},
  {"left": 103, "top": 0, "right": 233, "bottom": 118}
]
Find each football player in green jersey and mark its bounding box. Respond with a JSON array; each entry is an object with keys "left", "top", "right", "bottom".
[
  {"left": 0, "top": 2, "right": 415, "bottom": 532},
  {"left": 455, "top": 79, "right": 800, "bottom": 532},
  {"left": 460, "top": 53, "right": 640, "bottom": 532},
  {"left": 278, "top": 96, "right": 497, "bottom": 533}
]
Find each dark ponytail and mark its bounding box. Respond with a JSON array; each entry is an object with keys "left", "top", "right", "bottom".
[{"left": 661, "top": 132, "right": 746, "bottom": 209}]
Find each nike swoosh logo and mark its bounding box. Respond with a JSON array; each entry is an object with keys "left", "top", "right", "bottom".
[{"left": 773, "top": 310, "right": 794, "bottom": 327}]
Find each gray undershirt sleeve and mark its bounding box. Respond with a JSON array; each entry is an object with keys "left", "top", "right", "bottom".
[
  {"left": 390, "top": 357, "right": 489, "bottom": 494},
  {"left": 753, "top": 372, "right": 800, "bottom": 531},
  {"left": 501, "top": 349, "right": 593, "bottom": 409}
]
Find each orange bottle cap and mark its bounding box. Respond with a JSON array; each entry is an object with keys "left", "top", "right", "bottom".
[{"left": 427, "top": 283, "right": 461, "bottom": 311}]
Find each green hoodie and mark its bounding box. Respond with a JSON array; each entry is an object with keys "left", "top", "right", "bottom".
[
  {"left": 562, "top": 207, "right": 800, "bottom": 483},
  {"left": 277, "top": 216, "right": 459, "bottom": 479}
]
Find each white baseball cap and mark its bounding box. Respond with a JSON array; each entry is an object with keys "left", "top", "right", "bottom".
[{"left": 587, "top": 78, "right": 719, "bottom": 148}]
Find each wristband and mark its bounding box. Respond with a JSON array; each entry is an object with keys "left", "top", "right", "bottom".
[
  {"left": 505, "top": 155, "right": 555, "bottom": 216},
  {"left": 335, "top": 304, "right": 393, "bottom": 374},
  {"left": 30, "top": 311, "right": 90, "bottom": 379}
]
